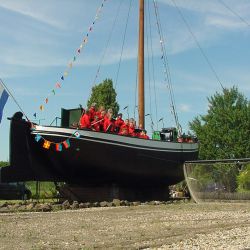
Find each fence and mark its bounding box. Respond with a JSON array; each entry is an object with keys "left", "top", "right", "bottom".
[{"left": 184, "top": 158, "right": 250, "bottom": 203}]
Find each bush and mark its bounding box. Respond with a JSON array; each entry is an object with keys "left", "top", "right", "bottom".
[{"left": 237, "top": 164, "right": 250, "bottom": 192}]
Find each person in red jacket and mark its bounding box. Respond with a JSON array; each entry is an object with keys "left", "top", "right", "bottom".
[
  {"left": 114, "top": 113, "right": 124, "bottom": 133},
  {"left": 138, "top": 130, "right": 149, "bottom": 139},
  {"left": 91, "top": 115, "right": 101, "bottom": 132},
  {"left": 119, "top": 119, "right": 129, "bottom": 135},
  {"left": 128, "top": 118, "right": 136, "bottom": 137},
  {"left": 89, "top": 103, "right": 97, "bottom": 122},
  {"left": 95, "top": 105, "right": 105, "bottom": 119},
  {"left": 103, "top": 111, "right": 115, "bottom": 132},
  {"left": 80, "top": 109, "right": 91, "bottom": 129}
]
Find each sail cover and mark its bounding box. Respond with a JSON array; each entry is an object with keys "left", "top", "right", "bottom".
[{"left": 0, "top": 82, "right": 9, "bottom": 124}]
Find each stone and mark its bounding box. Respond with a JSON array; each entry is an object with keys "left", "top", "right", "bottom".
[
  {"left": 100, "top": 201, "right": 109, "bottom": 207},
  {"left": 112, "top": 199, "right": 121, "bottom": 206},
  {"left": 132, "top": 201, "right": 141, "bottom": 206},
  {"left": 92, "top": 202, "right": 100, "bottom": 207},
  {"left": 71, "top": 201, "right": 79, "bottom": 209},
  {"left": 26, "top": 203, "right": 35, "bottom": 211},
  {"left": 62, "top": 200, "right": 70, "bottom": 209},
  {"left": 121, "top": 200, "right": 130, "bottom": 206}
]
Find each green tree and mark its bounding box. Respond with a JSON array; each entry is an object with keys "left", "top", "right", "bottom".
[
  {"left": 87, "top": 79, "right": 119, "bottom": 116},
  {"left": 0, "top": 161, "right": 9, "bottom": 167},
  {"left": 189, "top": 86, "right": 250, "bottom": 160}
]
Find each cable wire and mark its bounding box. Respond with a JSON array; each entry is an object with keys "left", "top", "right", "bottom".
[{"left": 171, "top": 0, "right": 225, "bottom": 90}]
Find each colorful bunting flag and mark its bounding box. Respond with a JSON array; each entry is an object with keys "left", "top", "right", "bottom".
[
  {"left": 74, "top": 131, "right": 80, "bottom": 138},
  {"left": 55, "top": 143, "right": 62, "bottom": 152},
  {"left": 34, "top": 0, "right": 107, "bottom": 151},
  {"left": 43, "top": 140, "right": 51, "bottom": 149},
  {"left": 63, "top": 139, "right": 70, "bottom": 149},
  {"left": 35, "top": 134, "right": 42, "bottom": 142},
  {"left": 55, "top": 82, "right": 61, "bottom": 88}
]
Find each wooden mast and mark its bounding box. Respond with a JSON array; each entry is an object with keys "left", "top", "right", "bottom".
[{"left": 138, "top": 0, "right": 145, "bottom": 128}]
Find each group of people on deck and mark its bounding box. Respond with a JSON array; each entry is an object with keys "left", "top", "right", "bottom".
[{"left": 79, "top": 103, "right": 149, "bottom": 139}]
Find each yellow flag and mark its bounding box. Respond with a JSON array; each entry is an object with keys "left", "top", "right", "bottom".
[{"left": 43, "top": 140, "right": 51, "bottom": 149}]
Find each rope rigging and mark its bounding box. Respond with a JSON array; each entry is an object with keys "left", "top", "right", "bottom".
[
  {"left": 91, "top": 0, "right": 124, "bottom": 89},
  {"left": 153, "top": 0, "right": 182, "bottom": 134},
  {"left": 114, "top": 0, "right": 133, "bottom": 90},
  {"left": 147, "top": 0, "right": 159, "bottom": 130},
  {"left": 171, "top": 0, "right": 225, "bottom": 91},
  {"left": 218, "top": 0, "right": 250, "bottom": 27}
]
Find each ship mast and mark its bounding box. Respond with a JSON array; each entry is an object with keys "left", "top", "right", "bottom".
[{"left": 138, "top": 0, "right": 145, "bottom": 128}]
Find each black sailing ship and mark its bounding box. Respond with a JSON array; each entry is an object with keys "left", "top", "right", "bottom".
[{"left": 1, "top": 0, "right": 198, "bottom": 198}]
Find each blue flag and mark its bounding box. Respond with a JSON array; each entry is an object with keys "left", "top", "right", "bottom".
[{"left": 0, "top": 82, "right": 9, "bottom": 124}]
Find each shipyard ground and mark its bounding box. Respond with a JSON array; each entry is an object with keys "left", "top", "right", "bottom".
[{"left": 0, "top": 202, "right": 249, "bottom": 249}]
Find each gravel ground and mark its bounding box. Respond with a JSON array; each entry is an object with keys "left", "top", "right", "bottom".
[{"left": 0, "top": 202, "right": 249, "bottom": 249}]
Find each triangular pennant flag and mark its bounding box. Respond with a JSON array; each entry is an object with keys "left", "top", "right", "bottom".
[
  {"left": 161, "top": 55, "right": 164, "bottom": 59},
  {"left": 52, "top": 89, "right": 55, "bottom": 95},
  {"left": 35, "top": 134, "right": 42, "bottom": 142},
  {"left": 64, "top": 71, "right": 68, "bottom": 77},
  {"left": 69, "top": 62, "right": 73, "bottom": 68},
  {"left": 73, "top": 56, "right": 76, "bottom": 61},
  {"left": 40, "top": 105, "right": 44, "bottom": 111},
  {"left": 55, "top": 143, "right": 62, "bottom": 152},
  {"left": 55, "top": 82, "right": 61, "bottom": 88},
  {"left": 74, "top": 131, "right": 80, "bottom": 138},
  {"left": 61, "top": 76, "right": 64, "bottom": 81},
  {"left": 45, "top": 98, "right": 48, "bottom": 104},
  {"left": 80, "top": 44, "right": 83, "bottom": 49},
  {"left": 43, "top": 140, "right": 51, "bottom": 149},
  {"left": 33, "top": 113, "right": 37, "bottom": 118},
  {"left": 63, "top": 139, "right": 70, "bottom": 149},
  {"left": 77, "top": 49, "right": 81, "bottom": 53}
]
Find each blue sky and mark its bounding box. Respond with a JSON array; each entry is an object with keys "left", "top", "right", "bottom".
[{"left": 0, "top": 0, "right": 250, "bottom": 161}]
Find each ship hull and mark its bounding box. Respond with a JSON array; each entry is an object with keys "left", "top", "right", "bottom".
[{"left": 1, "top": 113, "right": 199, "bottom": 187}]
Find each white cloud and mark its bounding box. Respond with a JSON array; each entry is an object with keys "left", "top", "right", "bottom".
[{"left": 179, "top": 103, "right": 191, "bottom": 112}]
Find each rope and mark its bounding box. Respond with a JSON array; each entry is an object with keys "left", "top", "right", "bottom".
[
  {"left": 147, "top": 0, "right": 159, "bottom": 130},
  {"left": 91, "top": 0, "right": 124, "bottom": 88},
  {"left": 153, "top": 0, "right": 181, "bottom": 134},
  {"left": 114, "top": 0, "right": 133, "bottom": 89},
  {"left": 0, "top": 78, "right": 30, "bottom": 121},
  {"left": 218, "top": 0, "right": 250, "bottom": 27},
  {"left": 145, "top": 1, "right": 153, "bottom": 123},
  {"left": 171, "top": 0, "right": 225, "bottom": 90}
]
